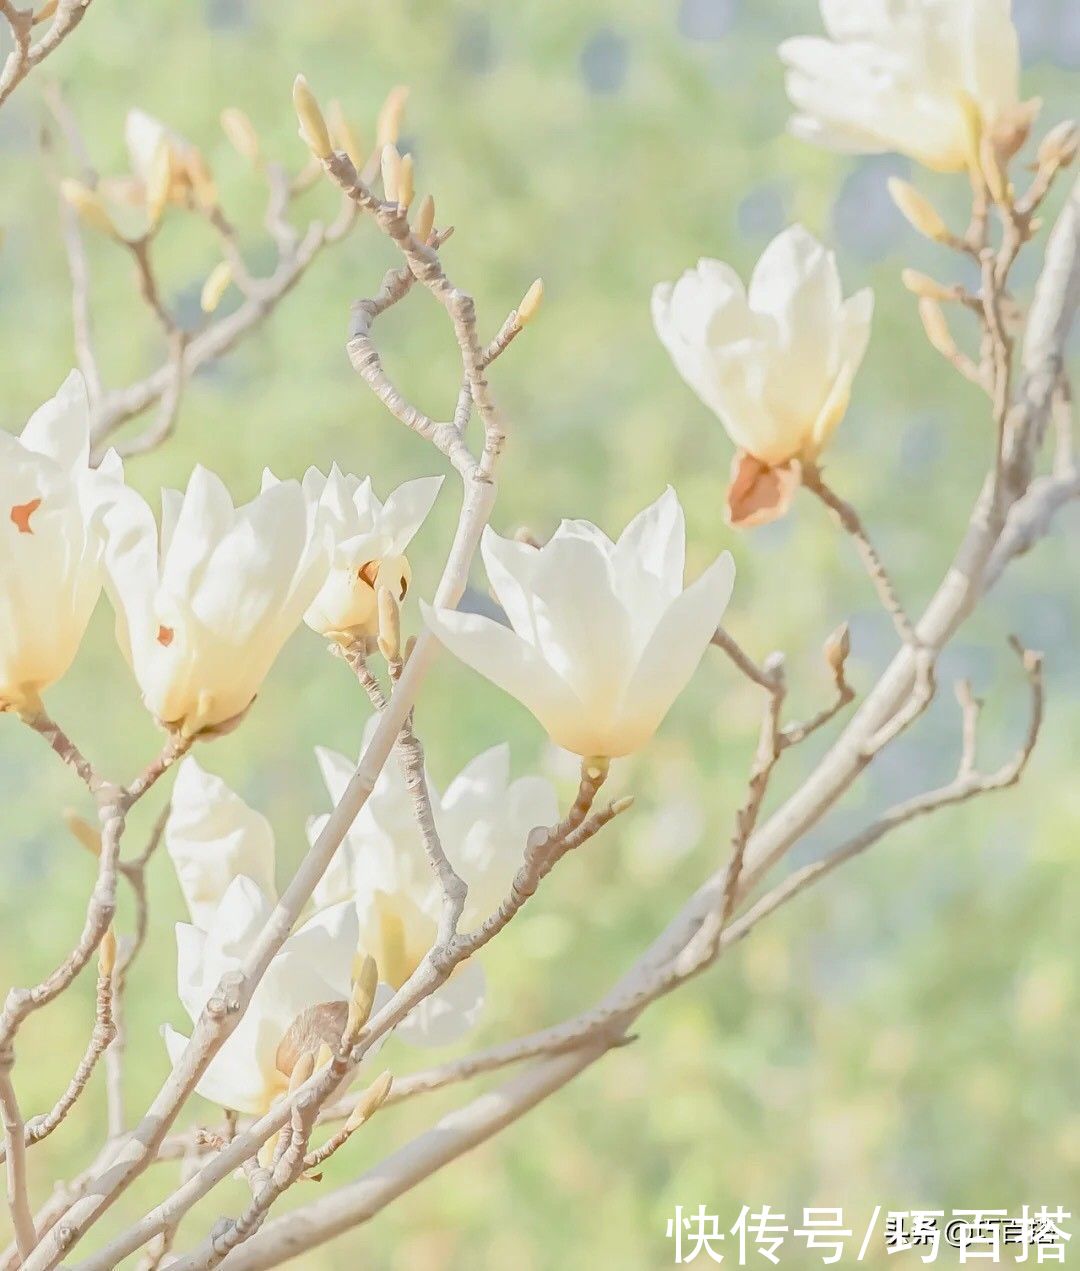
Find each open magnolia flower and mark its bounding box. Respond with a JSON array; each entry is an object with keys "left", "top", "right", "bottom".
[
  {"left": 165, "top": 757, "right": 277, "bottom": 928},
  {"left": 653, "top": 226, "right": 873, "bottom": 527},
  {"left": 780, "top": 0, "right": 1030, "bottom": 172},
  {"left": 422, "top": 489, "right": 735, "bottom": 757},
  {"left": 310, "top": 724, "right": 558, "bottom": 1046},
  {"left": 1, "top": 372, "right": 124, "bottom": 715},
  {"left": 163, "top": 875, "right": 361, "bottom": 1115},
  {"left": 303, "top": 467, "right": 443, "bottom": 641},
  {"left": 103, "top": 466, "right": 332, "bottom": 735}
]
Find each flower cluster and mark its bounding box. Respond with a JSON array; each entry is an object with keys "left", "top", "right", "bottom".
[{"left": 6, "top": 0, "right": 1055, "bottom": 1126}]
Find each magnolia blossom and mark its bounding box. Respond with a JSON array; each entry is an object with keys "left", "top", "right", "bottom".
[
  {"left": 422, "top": 489, "right": 735, "bottom": 758},
  {"left": 780, "top": 0, "right": 1024, "bottom": 171},
  {"left": 653, "top": 227, "right": 872, "bottom": 525},
  {"left": 163, "top": 876, "right": 360, "bottom": 1115},
  {"left": 104, "top": 466, "right": 331, "bottom": 734},
  {"left": 165, "top": 757, "right": 276, "bottom": 928},
  {"left": 0, "top": 372, "right": 123, "bottom": 714},
  {"left": 310, "top": 725, "right": 558, "bottom": 1045},
  {"left": 303, "top": 467, "right": 443, "bottom": 640}
]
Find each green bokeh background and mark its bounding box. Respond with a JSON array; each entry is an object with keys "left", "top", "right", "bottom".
[{"left": 1, "top": 1, "right": 1077, "bottom": 1266}]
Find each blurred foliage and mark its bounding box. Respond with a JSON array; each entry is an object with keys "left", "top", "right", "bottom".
[{"left": 0, "top": 0, "right": 1077, "bottom": 1267}]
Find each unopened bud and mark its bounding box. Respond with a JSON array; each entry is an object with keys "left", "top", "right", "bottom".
[
  {"left": 1037, "top": 119, "right": 1080, "bottom": 171},
  {"left": 315, "top": 1042, "right": 334, "bottom": 1072},
  {"left": 288, "top": 1050, "right": 315, "bottom": 1093},
  {"left": 398, "top": 153, "right": 415, "bottom": 210},
  {"left": 64, "top": 810, "right": 101, "bottom": 856},
  {"left": 145, "top": 141, "right": 173, "bottom": 228},
  {"left": 918, "top": 298, "right": 958, "bottom": 360},
  {"left": 376, "top": 85, "right": 409, "bottom": 149},
  {"left": 376, "top": 585, "right": 401, "bottom": 662},
  {"left": 888, "top": 177, "right": 948, "bottom": 242},
  {"left": 99, "top": 929, "right": 117, "bottom": 979},
  {"left": 345, "top": 1070, "right": 393, "bottom": 1131},
  {"left": 327, "top": 100, "right": 364, "bottom": 169},
  {"left": 293, "top": 74, "right": 332, "bottom": 160},
  {"left": 60, "top": 179, "right": 116, "bottom": 238},
  {"left": 347, "top": 954, "right": 379, "bottom": 1037},
  {"left": 200, "top": 260, "right": 233, "bottom": 314},
  {"left": 979, "top": 135, "right": 1009, "bottom": 205},
  {"left": 413, "top": 193, "right": 435, "bottom": 242},
  {"left": 185, "top": 151, "right": 218, "bottom": 211},
  {"left": 381, "top": 143, "right": 401, "bottom": 204},
  {"left": 609, "top": 795, "right": 635, "bottom": 817},
  {"left": 220, "top": 107, "right": 261, "bottom": 165},
  {"left": 901, "top": 269, "right": 955, "bottom": 303},
  {"left": 516, "top": 278, "right": 544, "bottom": 327},
  {"left": 823, "top": 622, "right": 851, "bottom": 675}
]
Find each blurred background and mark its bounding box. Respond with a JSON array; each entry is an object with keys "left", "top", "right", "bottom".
[{"left": 1, "top": 1, "right": 1077, "bottom": 1266}]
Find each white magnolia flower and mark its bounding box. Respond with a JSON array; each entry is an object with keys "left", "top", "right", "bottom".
[
  {"left": 103, "top": 466, "right": 332, "bottom": 734},
  {"left": 652, "top": 226, "right": 873, "bottom": 475},
  {"left": 163, "top": 875, "right": 359, "bottom": 1115},
  {"left": 422, "top": 488, "right": 735, "bottom": 758},
  {"left": 310, "top": 725, "right": 558, "bottom": 1046},
  {"left": 780, "top": 0, "right": 1023, "bottom": 171},
  {"left": 0, "top": 372, "right": 123, "bottom": 714},
  {"left": 165, "top": 757, "right": 277, "bottom": 929},
  {"left": 303, "top": 466, "right": 443, "bottom": 640}
]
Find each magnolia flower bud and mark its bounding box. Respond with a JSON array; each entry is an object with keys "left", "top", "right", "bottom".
[
  {"left": 918, "top": 298, "right": 959, "bottom": 361},
  {"left": 376, "top": 585, "right": 401, "bottom": 662},
  {"left": 220, "top": 107, "right": 261, "bottom": 165},
  {"left": 901, "top": 269, "right": 955, "bottom": 304},
  {"left": 99, "top": 929, "right": 117, "bottom": 979},
  {"left": 823, "top": 622, "right": 851, "bottom": 675},
  {"left": 376, "top": 85, "right": 409, "bottom": 149},
  {"left": 398, "top": 153, "right": 415, "bottom": 210},
  {"left": 60, "top": 179, "right": 117, "bottom": 238},
  {"left": 381, "top": 143, "right": 402, "bottom": 203},
  {"left": 64, "top": 811, "right": 102, "bottom": 857},
  {"left": 200, "top": 261, "right": 234, "bottom": 314},
  {"left": 516, "top": 278, "right": 544, "bottom": 328},
  {"left": 1037, "top": 119, "right": 1080, "bottom": 171},
  {"left": 413, "top": 194, "right": 435, "bottom": 242},
  {"left": 347, "top": 953, "right": 380, "bottom": 1037},
  {"left": 345, "top": 1070, "right": 393, "bottom": 1131},
  {"left": 888, "top": 178, "right": 948, "bottom": 243},
  {"left": 145, "top": 141, "right": 173, "bottom": 228},
  {"left": 293, "top": 74, "right": 332, "bottom": 160},
  {"left": 609, "top": 795, "right": 635, "bottom": 817},
  {"left": 326, "top": 100, "right": 364, "bottom": 169},
  {"left": 185, "top": 151, "right": 218, "bottom": 211}
]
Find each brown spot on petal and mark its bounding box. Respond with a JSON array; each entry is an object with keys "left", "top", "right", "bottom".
[
  {"left": 156, "top": 625, "right": 175, "bottom": 648},
  {"left": 10, "top": 499, "right": 42, "bottom": 535},
  {"left": 725, "top": 450, "right": 801, "bottom": 530},
  {"left": 357, "top": 560, "right": 380, "bottom": 588}
]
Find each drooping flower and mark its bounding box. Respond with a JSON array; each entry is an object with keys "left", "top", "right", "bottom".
[
  {"left": 302, "top": 466, "right": 443, "bottom": 641},
  {"left": 165, "top": 757, "right": 277, "bottom": 928},
  {"left": 422, "top": 488, "right": 735, "bottom": 757},
  {"left": 0, "top": 372, "right": 124, "bottom": 715},
  {"left": 652, "top": 226, "right": 872, "bottom": 526},
  {"left": 779, "top": 0, "right": 1026, "bottom": 172},
  {"left": 163, "top": 875, "right": 360, "bottom": 1115},
  {"left": 103, "top": 466, "right": 332, "bottom": 735},
  {"left": 310, "top": 724, "right": 558, "bottom": 1046}
]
